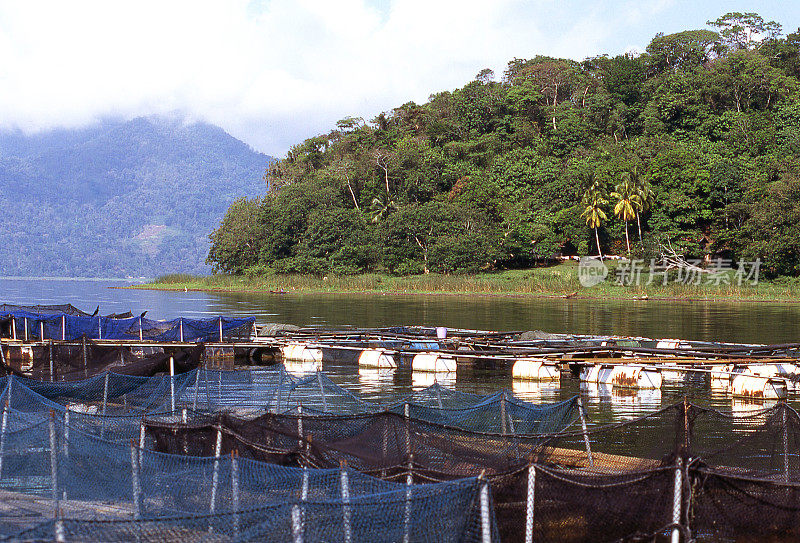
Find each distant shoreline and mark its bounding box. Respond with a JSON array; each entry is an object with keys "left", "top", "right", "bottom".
[{"left": 126, "top": 264, "right": 800, "bottom": 303}]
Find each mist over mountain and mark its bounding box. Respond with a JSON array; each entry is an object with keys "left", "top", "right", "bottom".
[{"left": 0, "top": 117, "right": 270, "bottom": 277}]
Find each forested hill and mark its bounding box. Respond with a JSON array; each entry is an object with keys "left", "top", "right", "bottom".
[
  {"left": 209, "top": 13, "right": 800, "bottom": 278},
  {"left": 0, "top": 117, "right": 270, "bottom": 277}
]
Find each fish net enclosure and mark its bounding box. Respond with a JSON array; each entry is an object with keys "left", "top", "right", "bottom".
[
  {"left": 142, "top": 401, "right": 800, "bottom": 542},
  {"left": 1, "top": 339, "right": 204, "bottom": 381},
  {"left": 0, "top": 409, "right": 497, "bottom": 542},
  {"left": 0, "top": 311, "right": 255, "bottom": 342}
]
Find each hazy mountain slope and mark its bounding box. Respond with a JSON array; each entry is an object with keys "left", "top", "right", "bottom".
[{"left": 0, "top": 117, "right": 270, "bottom": 277}]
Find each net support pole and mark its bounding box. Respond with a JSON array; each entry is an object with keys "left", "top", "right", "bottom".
[
  {"left": 210, "top": 427, "right": 223, "bottom": 513},
  {"left": 232, "top": 451, "right": 240, "bottom": 538},
  {"left": 130, "top": 441, "right": 142, "bottom": 519},
  {"left": 577, "top": 395, "right": 593, "bottom": 467},
  {"left": 11, "top": 318, "right": 16, "bottom": 340},
  {"left": 192, "top": 369, "right": 201, "bottom": 411},
  {"left": 403, "top": 455, "right": 413, "bottom": 543},
  {"left": 501, "top": 396, "right": 507, "bottom": 436},
  {"left": 48, "top": 411, "right": 60, "bottom": 518},
  {"left": 63, "top": 410, "right": 69, "bottom": 459},
  {"left": 404, "top": 402, "right": 410, "bottom": 457},
  {"left": 40, "top": 321, "right": 45, "bottom": 341},
  {"left": 297, "top": 404, "right": 304, "bottom": 450},
  {"left": 179, "top": 318, "right": 184, "bottom": 343},
  {"left": 98, "top": 317, "right": 102, "bottom": 340},
  {"left": 49, "top": 339, "right": 54, "bottom": 382},
  {"left": 340, "top": 463, "right": 352, "bottom": 543},
  {"left": 0, "top": 397, "right": 8, "bottom": 481},
  {"left": 100, "top": 373, "right": 109, "bottom": 439},
  {"left": 138, "top": 421, "right": 146, "bottom": 465},
  {"left": 138, "top": 317, "right": 143, "bottom": 342},
  {"left": 23, "top": 318, "right": 27, "bottom": 341},
  {"left": 219, "top": 317, "right": 224, "bottom": 343},
  {"left": 0, "top": 343, "right": 7, "bottom": 369},
  {"left": 169, "top": 356, "right": 175, "bottom": 413},
  {"left": 671, "top": 458, "right": 683, "bottom": 543},
  {"left": 291, "top": 504, "right": 304, "bottom": 543},
  {"left": 61, "top": 315, "right": 65, "bottom": 341},
  {"left": 81, "top": 336, "right": 87, "bottom": 374},
  {"left": 525, "top": 464, "right": 535, "bottom": 543},
  {"left": 783, "top": 404, "right": 789, "bottom": 482},
  {"left": 317, "top": 370, "right": 328, "bottom": 412},
  {"left": 479, "top": 473, "right": 491, "bottom": 543}
]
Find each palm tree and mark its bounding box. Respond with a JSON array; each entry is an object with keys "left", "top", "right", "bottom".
[
  {"left": 631, "top": 168, "right": 655, "bottom": 249},
  {"left": 611, "top": 174, "right": 641, "bottom": 255},
  {"left": 368, "top": 195, "right": 398, "bottom": 223},
  {"left": 580, "top": 186, "right": 608, "bottom": 260}
]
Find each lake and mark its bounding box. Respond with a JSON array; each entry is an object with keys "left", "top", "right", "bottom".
[{"left": 1, "top": 277, "right": 799, "bottom": 426}]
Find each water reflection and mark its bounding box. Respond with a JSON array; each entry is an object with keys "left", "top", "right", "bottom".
[{"left": 411, "top": 371, "right": 456, "bottom": 389}]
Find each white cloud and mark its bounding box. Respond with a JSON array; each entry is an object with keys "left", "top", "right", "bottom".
[{"left": 0, "top": 0, "right": 639, "bottom": 155}]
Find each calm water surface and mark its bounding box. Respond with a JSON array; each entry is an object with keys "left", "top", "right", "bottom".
[{"left": 1, "top": 277, "right": 799, "bottom": 427}]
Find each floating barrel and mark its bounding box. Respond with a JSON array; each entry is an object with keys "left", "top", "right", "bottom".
[
  {"left": 511, "top": 358, "right": 559, "bottom": 381},
  {"left": 655, "top": 339, "right": 692, "bottom": 350},
  {"left": 412, "top": 352, "right": 456, "bottom": 373},
  {"left": 280, "top": 343, "right": 323, "bottom": 364},
  {"left": 731, "top": 371, "right": 788, "bottom": 399},
  {"left": 579, "top": 364, "right": 662, "bottom": 389},
  {"left": 358, "top": 348, "right": 398, "bottom": 369},
  {"left": 661, "top": 363, "right": 705, "bottom": 383}
]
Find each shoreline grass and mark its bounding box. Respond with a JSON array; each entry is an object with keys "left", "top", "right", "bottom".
[{"left": 127, "top": 264, "right": 800, "bottom": 303}]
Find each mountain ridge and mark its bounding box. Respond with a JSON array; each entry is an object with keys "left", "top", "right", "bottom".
[{"left": 0, "top": 116, "right": 271, "bottom": 277}]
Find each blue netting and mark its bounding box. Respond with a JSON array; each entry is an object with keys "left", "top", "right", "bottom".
[
  {"left": 0, "top": 409, "right": 497, "bottom": 542},
  {"left": 1, "top": 312, "right": 255, "bottom": 342}
]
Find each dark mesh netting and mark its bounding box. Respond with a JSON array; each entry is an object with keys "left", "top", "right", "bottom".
[{"left": 1, "top": 339, "right": 204, "bottom": 381}]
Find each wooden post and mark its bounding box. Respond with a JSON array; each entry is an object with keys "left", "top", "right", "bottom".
[
  {"left": 671, "top": 458, "right": 683, "bottom": 543},
  {"left": 219, "top": 317, "right": 224, "bottom": 343},
  {"left": 479, "top": 473, "right": 491, "bottom": 543},
  {"left": 232, "top": 451, "right": 240, "bottom": 538},
  {"left": 209, "top": 427, "right": 223, "bottom": 513},
  {"left": 577, "top": 395, "right": 593, "bottom": 467},
  {"left": 340, "top": 463, "right": 352, "bottom": 543},
  {"left": 130, "top": 441, "right": 142, "bottom": 519},
  {"left": 61, "top": 315, "right": 65, "bottom": 341},
  {"left": 525, "top": 464, "right": 535, "bottom": 543}
]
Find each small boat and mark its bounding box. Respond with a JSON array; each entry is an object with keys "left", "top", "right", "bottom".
[{"left": 270, "top": 289, "right": 287, "bottom": 294}]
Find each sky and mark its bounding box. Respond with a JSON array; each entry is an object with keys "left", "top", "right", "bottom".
[{"left": 1, "top": 0, "right": 799, "bottom": 156}]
